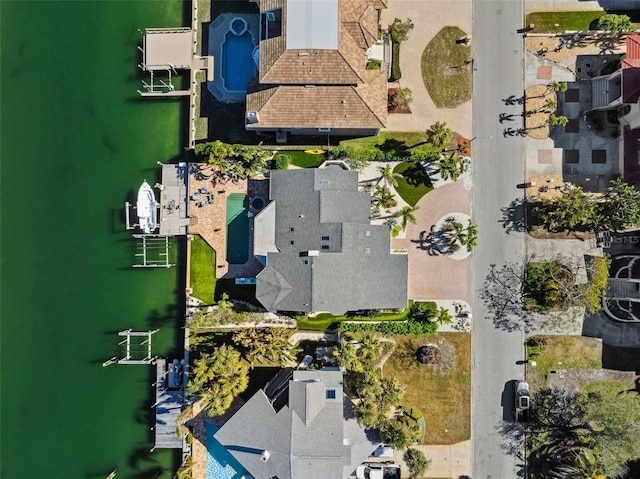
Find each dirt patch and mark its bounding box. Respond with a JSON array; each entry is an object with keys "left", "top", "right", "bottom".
[
  {"left": 388, "top": 88, "right": 412, "bottom": 114},
  {"left": 524, "top": 84, "right": 555, "bottom": 140},
  {"left": 547, "top": 368, "right": 636, "bottom": 394},
  {"left": 528, "top": 226, "right": 594, "bottom": 241}
]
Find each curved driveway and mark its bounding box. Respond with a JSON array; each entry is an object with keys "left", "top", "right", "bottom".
[{"left": 392, "top": 180, "right": 471, "bottom": 302}]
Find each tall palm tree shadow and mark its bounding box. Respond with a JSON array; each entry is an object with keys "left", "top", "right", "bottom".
[
  {"left": 377, "top": 139, "right": 411, "bottom": 158},
  {"left": 411, "top": 230, "right": 443, "bottom": 256},
  {"left": 403, "top": 163, "right": 433, "bottom": 187}
]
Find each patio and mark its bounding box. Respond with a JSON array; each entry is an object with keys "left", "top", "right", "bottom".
[{"left": 187, "top": 164, "right": 267, "bottom": 278}]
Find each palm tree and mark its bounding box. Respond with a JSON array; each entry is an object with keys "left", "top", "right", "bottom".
[
  {"left": 541, "top": 97, "right": 557, "bottom": 113},
  {"left": 548, "top": 113, "right": 569, "bottom": 127},
  {"left": 548, "top": 81, "right": 568, "bottom": 93},
  {"left": 403, "top": 448, "right": 430, "bottom": 479},
  {"left": 442, "top": 218, "right": 478, "bottom": 252},
  {"left": 395, "top": 205, "right": 419, "bottom": 231},
  {"left": 372, "top": 185, "right": 396, "bottom": 212},
  {"left": 436, "top": 152, "right": 469, "bottom": 181},
  {"left": 376, "top": 163, "right": 401, "bottom": 189},
  {"left": 355, "top": 399, "right": 384, "bottom": 428},
  {"left": 358, "top": 334, "right": 383, "bottom": 366},
  {"left": 187, "top": 345, "right": 249, "bottom": 417},
  {"left": 425, "top": 121, "right": 452, "bottom": 150}
]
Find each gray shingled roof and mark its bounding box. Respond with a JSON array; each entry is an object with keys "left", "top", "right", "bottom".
[
  {"left": 214, "top": 368, "right": 379, "bottom": 479},
  {"left": 255, "top": 168, "right": 408, "bottom": 314}
]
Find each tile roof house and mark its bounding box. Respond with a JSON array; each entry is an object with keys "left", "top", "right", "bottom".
[
  {"left": 245, "top": 0, "right": 389, "bottom": 140},
  {"left": 253, "top": 167, "right": 408, "bottom": 314},
  {"left": 213, "top": 367, "right": 380, "bottom": 479}
]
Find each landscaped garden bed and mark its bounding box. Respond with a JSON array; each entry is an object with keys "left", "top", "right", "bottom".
[
  {"left": 421, "top": 26, "right": 472, "bottom": 108},
  {"left": 393, "top": 161, "right": 434, "bottom": 206}
]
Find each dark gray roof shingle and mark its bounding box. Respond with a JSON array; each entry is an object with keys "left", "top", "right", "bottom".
[
  {"left": 214, "top": 368, "right": 378, "bottom": 479},
  {"left": 255, "top": 169, "right": 408, "bottom": 314}
]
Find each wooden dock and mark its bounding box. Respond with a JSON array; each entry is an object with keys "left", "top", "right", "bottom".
[{"left": 154, "top": 358, "right": 184, "bottom": 449}]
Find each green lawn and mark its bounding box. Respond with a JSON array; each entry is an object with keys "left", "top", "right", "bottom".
[
  {"left": 190, "top": 235, "right": 216, "bottom": 303},
  {"left": 383, "top": 333, "right": 471, "bottom": 444},
  {"left": 296, "top": 303, "right": 413, "bottom": 330},
  {"left": 279, "top": 150, "right": 326, "bottom": 168},
  {"left": 526, "top": 11, "right": 640, "bottom": 33},
  {"left": 526, "top": 335, "right": 602, "bottom": 383},
  {"left": 340, "top": 131, "right": 438, "bottom": 156},
  {"left": 421, "top": 26, "right": 472, "bottom": 108},
  {"left": 393, "top": 161, "right": 434, "bottom": 207}
]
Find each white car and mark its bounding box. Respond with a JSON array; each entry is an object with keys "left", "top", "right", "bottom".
[{"left": 356, "top": 463, "right": 400, "bottom": 479}]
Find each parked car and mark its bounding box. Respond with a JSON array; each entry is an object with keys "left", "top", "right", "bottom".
[
  {"left": 369, "top": 446, "right": 394, "bottom": 458},
  {"left": 514, "top": 380, "right": 530, "bottom": 423},
  {"left": 356, "top": 463, "right": 400, "bottom": 479}
]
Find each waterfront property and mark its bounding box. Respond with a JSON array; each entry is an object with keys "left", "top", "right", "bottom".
[
  {"left": 187, "top": 163, "right": 267, "bottom": 279},
  {"left": 206, "top": 422, "right": 253, "bottom": 479},
  {"left": 208, "top": 13, "right": 260, "bottom": 103},
  {"left": 213, "top": 368, "right": 380, "bottom": 479},
  {"left": 244, "top": 0, "right": 390, "bottom": 141},
  {"left": 254, "top": 167, "right": 408, "bottom": 314},
  {"left": 226, "top": 194, "right": 250, "bottom": 264},
  {"left": 138, "top": 27, "right": 213, "bottom": 97}
]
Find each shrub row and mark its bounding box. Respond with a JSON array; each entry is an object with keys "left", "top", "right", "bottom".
[
  {"left": 390, "top": 42, "right": 401, "bottom": 81},
  {"left": 338, "top": 319, "right": 438, "bottom": 336}
]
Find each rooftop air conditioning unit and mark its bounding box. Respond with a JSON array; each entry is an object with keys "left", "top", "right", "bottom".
[{"left": 246, "top": 111, "right": 260, "bottom": 124}]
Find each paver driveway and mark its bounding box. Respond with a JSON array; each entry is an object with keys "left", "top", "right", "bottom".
[{"left": 392, "top": 179, "right": 471, "bottom": 302}]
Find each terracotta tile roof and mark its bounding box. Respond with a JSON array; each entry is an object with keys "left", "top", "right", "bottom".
[
  {"left": 627, "top": 35, "right": 640, "bottom": 60},
  {"left": 259, "top": 0, "right": 381, "bottom": 85},
  {"left": 246, "top": 70, "right": 387, "bottom": 129},
  {"left": 343, "top": 4, "right": 378, "bottom": 49}
]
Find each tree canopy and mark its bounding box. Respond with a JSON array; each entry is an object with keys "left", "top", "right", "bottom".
[
  {"left": 533, "top": 180, "right": 640, "bottom": 232},
  {"left": 528, "top": 382, "right": 640, "bottom": 479},
  {"left": 188, "top": 344, "right": 249, "bottom": 417}
]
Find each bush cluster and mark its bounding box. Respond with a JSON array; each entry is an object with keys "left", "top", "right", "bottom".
[{"left": 339, "top": 319, "right": 438, "bottom": 336}]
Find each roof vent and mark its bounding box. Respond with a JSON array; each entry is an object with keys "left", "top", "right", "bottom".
[
  {"left": 261, "top": 450, "right": 271, "bottom": 462},
  {"left": 246, "top": 111, "right": 260, "bottom": 124},
  {"left": 298, "top": 52, "right": 309, "bottom": 57}
]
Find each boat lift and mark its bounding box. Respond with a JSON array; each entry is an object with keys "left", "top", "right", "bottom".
[
  {"left": 132, "top": 234, "right": 174, "bottom": 268},
  {"left": 117, "top": 329, "right": 159, "bottom": 365}
]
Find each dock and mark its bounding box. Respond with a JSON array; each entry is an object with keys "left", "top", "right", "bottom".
[{"left": 154, "top": 358, "right": 184, "bottom": 449}]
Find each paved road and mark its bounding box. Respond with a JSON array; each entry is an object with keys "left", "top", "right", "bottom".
[{"left": 471, "top": 1, "right": 527, "bottom": 478}]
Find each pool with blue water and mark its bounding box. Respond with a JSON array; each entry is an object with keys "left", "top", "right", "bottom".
[
  {"left": 222, "top": 30, "right": 256, "bottom": 92},
  {"left": 206, "top": 422, "right": 253, "bottom": 479}
]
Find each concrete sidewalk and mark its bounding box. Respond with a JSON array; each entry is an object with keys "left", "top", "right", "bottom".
[
  {"left": 380, "top": 1, "right": 472, "bottom": 138},
  {"left": 392, "top": 440, "right": 471, "bottom": 479}
]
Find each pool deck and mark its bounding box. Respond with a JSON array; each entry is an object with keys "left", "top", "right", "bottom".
[
  {"left": 186, "top": 397, "right": 246, "bottom": 479},
  {"left": 208, "top": 13, "right": 259, "bottom": 103},
  {"left": 187, "top": 164, "right": 267, "bottom": 279}
]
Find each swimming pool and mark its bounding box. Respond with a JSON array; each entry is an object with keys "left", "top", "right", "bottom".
[
  {"left": 206, "top": 422, "right": 253, "bottom": 479},
  {"left": 222, "top": 30, "right": 256, "bottom": 92},
  {"left": 226, "top": 194, "right": 250, "bottom": 264}
]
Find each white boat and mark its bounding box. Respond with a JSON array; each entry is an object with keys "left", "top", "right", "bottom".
[{"left": 136, "top": 180, "right": 157, "bottom": 234}]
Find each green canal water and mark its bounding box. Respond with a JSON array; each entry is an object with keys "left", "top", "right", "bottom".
[{"left": 1, "top": 2, "right": 188, "bottom": 478}]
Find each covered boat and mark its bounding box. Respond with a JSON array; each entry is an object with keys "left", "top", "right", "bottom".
[{"left": 137, "top": 180, "right": 157, "bottom": 234}]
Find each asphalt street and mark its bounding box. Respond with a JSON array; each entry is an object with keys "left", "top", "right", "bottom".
[{"left": 471, "top": 1, "right": 528, "bottom": 478}]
